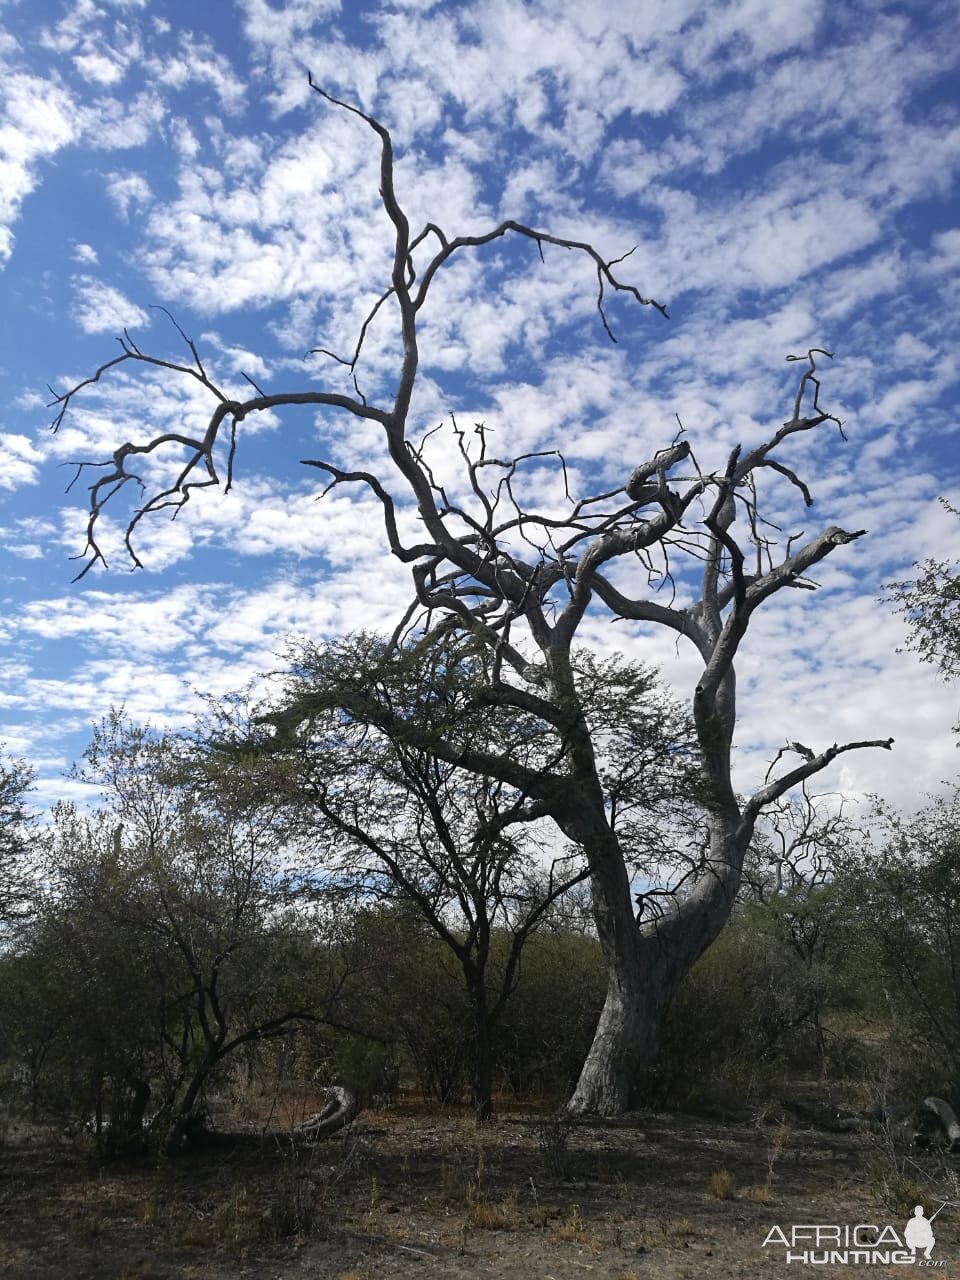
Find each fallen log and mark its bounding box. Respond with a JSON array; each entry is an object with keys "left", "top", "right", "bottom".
[
  {"left": 913, "top": 1097, "right": 960, "bottom": 1152},
  {"left": 297, "top": 1085, "right": 358, "bottom": 1140}
]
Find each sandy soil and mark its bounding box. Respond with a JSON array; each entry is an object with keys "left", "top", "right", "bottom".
[{"left": 2, "top": 1101, "right": 960, "bottom": 1279}]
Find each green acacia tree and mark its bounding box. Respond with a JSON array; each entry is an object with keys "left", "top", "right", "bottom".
[
  {"left": 843, "top": 794, "right": 960, "bottom": 1093},
  {"left": 0, "top": 889, "right": 164, "bottom": 1148},
  {"left": 254, "top": 633, "right": 696, "bottom": 1122},
  {"left": 42, "top": 714, "right": 345, "bottom": 1154},
  {"left": 889, "top": 499, "right": 960, "bottom": 686}
]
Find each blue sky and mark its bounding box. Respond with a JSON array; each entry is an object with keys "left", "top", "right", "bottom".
[{"left": 0, "top": 0, "right": 958, "bottom": 815}]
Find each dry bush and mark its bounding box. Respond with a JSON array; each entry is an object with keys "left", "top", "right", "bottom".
[
  {"left": 538, "top": 1107, "right": 573, "bottom": 1179},
  {"left": 708, "top": 1168, "right": 736, "bottom": 1200}
]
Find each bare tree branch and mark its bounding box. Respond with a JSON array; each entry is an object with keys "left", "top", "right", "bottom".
[{"left": 744, "top": 737, "right": 894, "bottom": 818}]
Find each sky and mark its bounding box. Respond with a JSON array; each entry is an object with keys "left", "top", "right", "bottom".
[{"left": 0, "top": 0, "right": 958, "bottom": 819}]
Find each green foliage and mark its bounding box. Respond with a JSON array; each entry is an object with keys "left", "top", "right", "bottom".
[
  {"left": 19, "top": 679, "right": 960, "bottom": 1136},
  {"left": 646, "top": 788, "right": 960, "bottom": 1110},
  {"left": 259, "top": 631, "right": 696, "bottom": 1122},
  {"left": 301, "top": 904, "right": 605, "bottom": 1108},
  {"left": 651, "top": 890, "right": 864, "bottom": 1106},
  {"left": 0, "top": 750, "right": 34, "bottom": 928},
  {"left": 888, "top": 497, "right": 960, "bottom": 684},
  {"left": 0, "top": 895, "right": 163, "bottom": 1139},
  {"left": 327, "top": 905, "right": 472, "bottom": 1104},
  {"left": 275, "top": 632, "right": 699, "bottom": 866},
  {"left": 0, "top": 712, "right": 344, "bottom": 1154},
  {"left": 496, "top": 930, "right": 605, "bottom": 1100},
  {"left": 839, "top": 793, "right": 960, "bottom": 1099}
]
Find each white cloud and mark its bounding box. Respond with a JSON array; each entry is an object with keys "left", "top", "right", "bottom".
[
  {"left": 0, "top": 432, "right": 42, "bottom": 488},
  {"left": 38, "top": 0, "right": 103, "bottom": 55},
  {"left": 143, "top": 33, "right": 246, "bottom": 115},
  {"left": 134, "top": 115, "right": 394, "bottom": 318},
  {"left": 0, "top": 0, "right": 957, "bottom": 825},
  {"left": 198, "top": 331, "right": 272, "bottom": 382},
  {"left": 104, "top": 170, "right": 153, "bottom": 218},
  {"left": 74, "top": 49, "right": 127, "bottom": 85},
  {"left": 0, "top": 72, "right": 79, "bottom": 265},
  {"left": 78, "top": 89, "right": 166, "bottom": 150},
  {"left": 72, "top": 275, "right": 150, "bottom": 334},
  {"left": 240, "top": 0, "right": 342, "bottom": 51}
]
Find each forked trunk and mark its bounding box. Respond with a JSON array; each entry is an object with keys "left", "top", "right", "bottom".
[
  {"left": 162, "top": 1065, "right": 211, "bottom": 1155},
  {"left": 563, "top": 822, "right": 668, "bottom": 1115},
  {"left": 567, "top": 812, "right": 748, "bottom": 1115}
]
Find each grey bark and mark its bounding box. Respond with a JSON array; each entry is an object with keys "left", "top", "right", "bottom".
[
  {"left": 567, "top": 808, "right": 751, "bottom": 1113},
  {"left": 297, "top": 1085, "right": 358, "bottom": 1140}
]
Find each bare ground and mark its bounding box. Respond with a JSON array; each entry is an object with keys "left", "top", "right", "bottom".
[{"left": 2, "top": 1100, "right": 960, "bottom": 1279}]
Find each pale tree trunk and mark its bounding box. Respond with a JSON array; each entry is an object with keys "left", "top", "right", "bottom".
[
  {"left": 568, "top": 964, "right": 664, "bottom": 1114},
  {"left": 568, "top": 812, "right": 750, "bottom": 1115},
  {"left": 566, "top": 822, "right": 655, "bottom": 1115}
]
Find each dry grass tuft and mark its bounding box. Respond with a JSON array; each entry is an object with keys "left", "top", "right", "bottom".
[
  {"left": 708, "top": 1168, "right": 737, "bottom": 1200},
  {"left": 464, "top": 1183, "right": 521, "bottom": 1230},
  {"left": 741, "top": 1183, "right": 775, "bottom": 1204}
]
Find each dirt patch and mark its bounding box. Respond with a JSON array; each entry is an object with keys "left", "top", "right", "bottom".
[{"left": 2, "top": 1103, "right": 959, "bottom": 1278}]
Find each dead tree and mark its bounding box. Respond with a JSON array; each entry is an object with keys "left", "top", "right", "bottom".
[
  {"left": 297, "top": 1085, "right": 358, "bottom": 1141},
  {"left": 50, "top": 86, "right": 893, "bottom": 1115}
]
